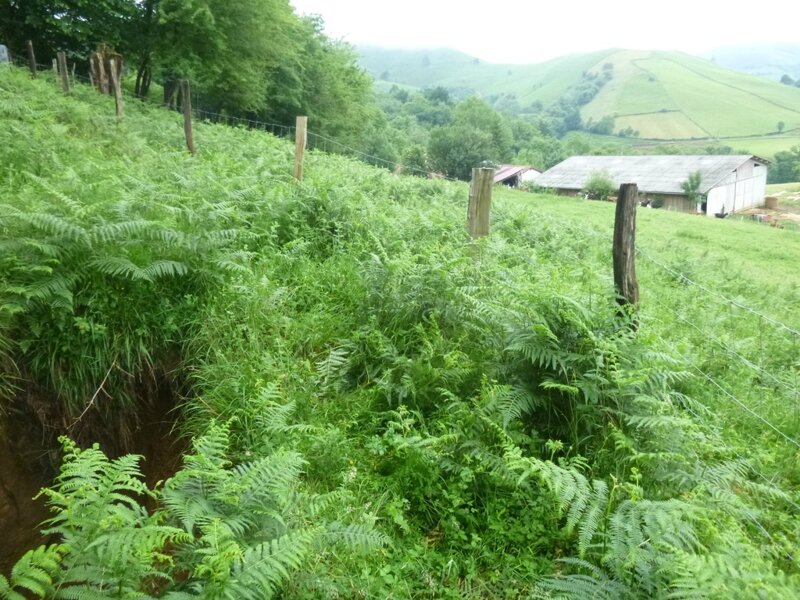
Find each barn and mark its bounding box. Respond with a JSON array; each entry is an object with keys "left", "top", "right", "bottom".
[
  {"left": 535, "top": 155, "right": 769, "bottom": 216},
  {"left": 493, "top": 164, "right": 541, "bottom": 187}
]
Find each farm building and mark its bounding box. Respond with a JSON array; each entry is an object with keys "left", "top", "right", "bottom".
[
  {"left": 494, "top": 164, "right": 541, "bottom": 187},
  {"left": 535, "top": 155, "right": 769, "bottom": 216}
]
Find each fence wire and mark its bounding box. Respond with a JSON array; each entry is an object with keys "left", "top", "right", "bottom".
[{"left": 5, "top": 54, "right": 461, "bottom": 183}]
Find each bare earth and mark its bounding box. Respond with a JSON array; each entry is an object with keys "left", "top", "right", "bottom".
[{"left": 741, "top": 190, "right": 800, "bottom": 228}]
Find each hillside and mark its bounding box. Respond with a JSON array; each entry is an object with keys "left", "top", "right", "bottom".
[
  {"left": 359, "top": 46, "right": 619, "bottom": 105},
  {"left": 2, "top": 66, "right": 799, "bottom": 598},
  {"left": 361, "top": 47, "right": 800, "bottom": 145}
]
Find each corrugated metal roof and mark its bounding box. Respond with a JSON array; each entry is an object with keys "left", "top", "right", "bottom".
[
  {"left": 535, "top": 155, "right": 766, "bottom": 195},
  {"left": 494, "top": 164, "right": 539, "bottom": 184}
]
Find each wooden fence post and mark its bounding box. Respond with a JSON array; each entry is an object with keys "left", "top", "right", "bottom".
[
  {"left": 108, "top": 58, "right": 123, "bottom": 119},
  {"left": 467, "top": 167, "right": 494, "bottom": 239},
  {"left": 26, "top": 40, "right": 36, "bottom": 78},
  {"left": 57, "top": 52, "right": 69, "bottom": 93},
  {"left": 613, "top": 183, "right": 639, "bottom": 319},
  {"left": 52, "top": 58, "right": 57, "bottom": 77},
  {"left": 293, "top": 116, "right": 308, "bottom": 181},
  {"left": 181, "top": 79, "right": 195, "bottom": 155}
]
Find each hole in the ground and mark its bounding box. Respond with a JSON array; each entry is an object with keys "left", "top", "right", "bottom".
[{"left": 0, "top": 373, "right": 187, "bottom": 575}]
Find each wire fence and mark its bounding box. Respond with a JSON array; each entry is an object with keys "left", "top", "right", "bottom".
[
  {"left": 637, "top": 247, "right": 800, "bottom": 339},
  {"left": 5, "top": 50, "right": 462, "bottom": 183}
]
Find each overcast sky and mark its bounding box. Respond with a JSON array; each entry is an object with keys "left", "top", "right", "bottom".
[{"left": 290, "top": 0, "right": 798, "bottom": 64}]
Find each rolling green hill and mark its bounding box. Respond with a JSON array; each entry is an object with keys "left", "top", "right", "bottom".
[
  {"left": 359, "top": 46, "right": 619, "bottom": 106},
  {"left": 360, "top": 47, "right": 800, "bottom": 148}
]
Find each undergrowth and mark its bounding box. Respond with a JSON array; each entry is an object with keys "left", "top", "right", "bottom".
[{"left": 1, "top": 65, "right": 798, "bottom": 598}]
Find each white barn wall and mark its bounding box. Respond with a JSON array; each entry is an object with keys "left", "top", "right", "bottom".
[{"left": 704, "top": 159, "right": 768, "bottom": 216}]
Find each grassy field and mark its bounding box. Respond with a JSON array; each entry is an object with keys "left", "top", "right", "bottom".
[
  {"left": 569, "top": 130, "right": 800, "bottom": 160},
  {"left": 2, "top": 65, "right": 799, "bottom": 597}
]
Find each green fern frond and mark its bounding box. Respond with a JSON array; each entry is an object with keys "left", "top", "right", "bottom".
[
  {"left": 0, "top": 545, "right": 61, "bottom": 600},
  {"left": 324, "top": 522, "right": 389, "bottom": 553},
  {"left": 539, "top": 558, "right": 633, "bottom": 600},
  {"left": 141, "top": 260, "right": 189, "bottom": 279},
  {"left": 16, "top": 212, "right": 89, "bottom": 244},
  {"left": 89, "top": 256, "right": 153, "bottom": 281},
  {"left": 89, "top": 219, "right": 160, "bottom": 243},
  {"left": 227, "top": 530, "right": 317, "bottom": 599}
]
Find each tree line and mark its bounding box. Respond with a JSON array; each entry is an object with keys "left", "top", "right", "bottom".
[{"left": 1, "top": 0, "right": 379, "bottom": 147}]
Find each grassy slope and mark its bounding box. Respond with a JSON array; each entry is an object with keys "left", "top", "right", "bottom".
[
  {"left": 361, "top": 47, "right": 800, "bottom": 152},
  {"left": 3, "top": 66, "right": 799, "bottom": 596}
]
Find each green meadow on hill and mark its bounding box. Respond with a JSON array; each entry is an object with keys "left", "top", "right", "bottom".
[
  {"left": 1, "top": 66, "right": 799, "bottom": 598},
  {"left": 361, "top": 47, "right": 800, "bottom": 154}
]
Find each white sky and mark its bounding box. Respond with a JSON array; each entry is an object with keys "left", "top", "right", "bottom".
[{"left": 290, "top": 0, "right": 799, "bottom": 64}]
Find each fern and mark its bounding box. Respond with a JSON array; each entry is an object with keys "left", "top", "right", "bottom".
[{"left": 0, "top": 545, "right": 61, "bottom": 600}]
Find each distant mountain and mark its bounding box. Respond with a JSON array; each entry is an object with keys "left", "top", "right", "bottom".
[
  {"left": 359, "top": 47, "right": 800, "bottom": 143},
  {"left": 710, "top": 44, "right": 800, "bottom": 81}
]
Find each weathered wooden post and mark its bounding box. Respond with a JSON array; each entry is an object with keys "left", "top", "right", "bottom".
[
  {"left": 52, "top": 58, "right": 57, "bottom": 77},
  {"left": 467, "top": 167, "right": 494, "bottom": 239},
  {"left": 57, "top": 52, "right": 70, "bottom": 93},
  {"left": 293, "top": 116, "right": 308, "bottom": 181},
  {"left": 613, "top": 183, "right": 639, "bottom": 320},
  {"left": 108, "top": 58, "right": 123, "bottom": 119},
  {"left": 181, "top": 79, "right": 195, "bottom": 155},
  {"left": 26, "top": 40, "right": 37, "bottom": 77}
]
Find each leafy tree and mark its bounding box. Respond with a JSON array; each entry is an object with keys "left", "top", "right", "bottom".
[
  {"left": 681, "top": 170, "right": 704, "bottom": 211},
  {"left": 777, "top": 121, "right": 785, "bottom": 133},
  {"left": 423, "top": 86, "right": 451, "bottom": 105},
  {"left": 155, "top": 0, "right": 301, "bottom": 112},
  {"left": 401, "top": 144, "right": 429, "bottom": 176},
  {"left": 453, "top": 97, "right": 513, "bottom": 162},
  {"left": 428, "top": 125, "right": 496, "bottom": 180},
  {"left": 768, "top": 146, "right": 800, "bottom": 183},
  {"left": 402, "top": 94, "right": 453, "bottom": 127},
  {"left": 587, "top": 115, "right": 615, "bottom": 135},
  {"left": 0, "top": 0, "right": 138, "bottom": 62}
]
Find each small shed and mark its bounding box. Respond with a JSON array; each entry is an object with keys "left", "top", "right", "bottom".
[
  {"left": 535, "top": 155, "right": 769, "bottom": 216},
  {"left": 494, "top": 164, "right": 541, "bottom": 187}
]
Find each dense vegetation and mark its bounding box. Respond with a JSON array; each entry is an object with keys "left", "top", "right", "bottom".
[{"left": 2, "top": 63, "right": 800, "bottom": 598}]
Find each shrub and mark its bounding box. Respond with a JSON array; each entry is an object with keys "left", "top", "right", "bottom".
[{"left": 584, "top": 170, "right": 616, "bottom": 200}]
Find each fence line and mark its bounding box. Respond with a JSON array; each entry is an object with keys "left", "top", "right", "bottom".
[
  {"left": 658, "top": 306, "right": 798, "bottom": 398},
  {"left": 637, "top": 248, "right": 800, "bottom": 338},
  {"left": 6, "top": 52, "right": 459, "bottom": 182},
  {"left": 645, "top": 294, "right": 800, "bottom": 450},
  {"left": 678, "top": 395, "right": 800, "bottom": 513},
  {"left": 650, "top": 294, "right": 800, "bottom": 449}
]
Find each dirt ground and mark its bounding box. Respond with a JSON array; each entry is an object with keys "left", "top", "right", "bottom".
[{"left": 740, "top": 190, "right": 800, "bottom": 229}]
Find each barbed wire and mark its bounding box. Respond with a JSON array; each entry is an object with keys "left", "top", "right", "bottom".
[
  {"left": 6, "top": 55, "right": 462, "bottom": 182},
  {"left": 662, "top": 307, "right": 798, "bottom": 398},
  {"left": 642, "top": 294, "right": 800, "bottom": 448},
  {"left": 637, "top": 247, "right": 800, "bottom": 338},
  {"left": 678, "top": 392, "right": 800, "bottom": 513}
]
